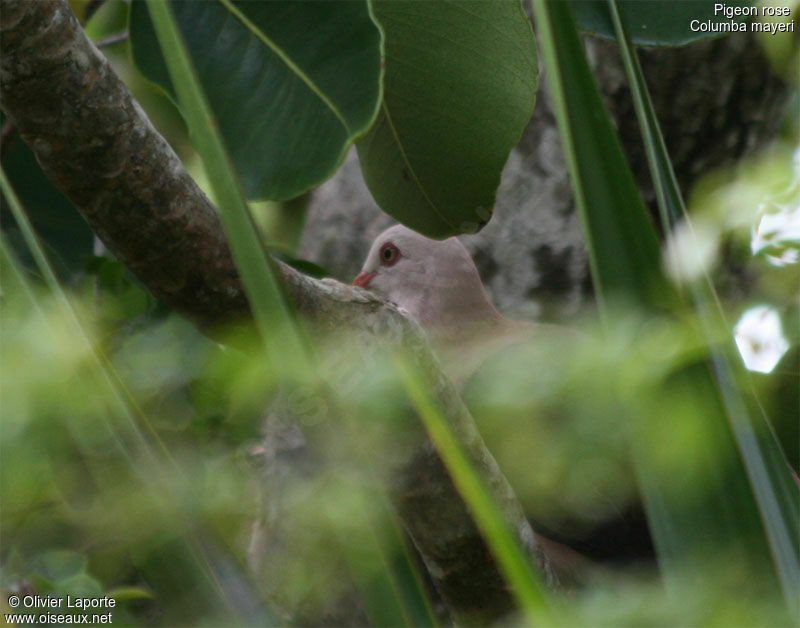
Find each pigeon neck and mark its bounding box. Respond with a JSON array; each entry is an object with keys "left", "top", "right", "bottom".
[{"left": 416, "top": 284, "right": 506, "bottom": 346}]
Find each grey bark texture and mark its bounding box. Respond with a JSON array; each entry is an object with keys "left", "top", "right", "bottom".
[
  {"left": 0, "top": 0, "right": 554, "bottom": 624},
  {"left": 0, "top": 0, "right": 247, "bottom": 332}
]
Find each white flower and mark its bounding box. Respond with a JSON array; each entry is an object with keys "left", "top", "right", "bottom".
[
  {"left": 751, "top": 147, "right": 800, "bottom": 266},
  {"left": 734, "top": 306, "right": 790, "bottom": 374},
  {"left": 751, "top": 204, "right": 800, "bottom": 266}
]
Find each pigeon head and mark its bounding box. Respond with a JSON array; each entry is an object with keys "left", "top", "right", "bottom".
[{"left": 353, "top": 224, "right": 501, "bottom": 334}]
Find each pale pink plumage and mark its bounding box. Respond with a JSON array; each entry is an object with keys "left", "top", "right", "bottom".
[{"left": 353, "top": 224, "right": 533, "bottom": 380}]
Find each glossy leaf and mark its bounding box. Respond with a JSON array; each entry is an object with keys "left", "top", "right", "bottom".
[
  {"left": 572, "top": 0, "right": 752, "bottom": 46},
  {"left": 130, "top": 0, "right": 382, "bottom": 201},
  {"left": 357, "top": 0, "right": 538, "bottom": 238},
  {"left": 144, "top": 0, "right": 310, "bottom": 380}
]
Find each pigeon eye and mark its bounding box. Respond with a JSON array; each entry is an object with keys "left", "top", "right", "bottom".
[{"left": 380, "top": 242, "right": 400, "bottom": 266}]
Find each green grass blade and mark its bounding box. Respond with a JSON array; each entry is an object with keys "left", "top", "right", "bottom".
[
  {"left": 1, "top": 169, "right": 257, "bottom": 616},
  {"left": 370, "top": 493, "right": 439, "bottom": 627},
  {"left": 533, "top": 2, "right": 796, "bottom": 619},
  {"left": 1, "top": 166, "right": 63, "bottom": 292},
  {"left": 607, "top": 3, "right": 800, "bottom": 618},
  {"left": 604, "top": 1, "right": 683, "bottom": 231},
  {"left": 1, "top": 165, "right": 142, "bottom": 462},
  {"left": 395, "top": 357, "right": 554, "bottom": 626},
  {"left": 143, "top": 10, "right": 437, "bottom": 621},
  {"left": 145, "top": 0, "right": 310, "bottom": 378},
  {"left": 337, "top": 485, "right": 439, "bottom": 628},
  {"left": 530, "top": 0, "right": 670, "bottom": 316}
]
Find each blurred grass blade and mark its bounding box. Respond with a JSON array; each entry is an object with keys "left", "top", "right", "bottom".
[
  {"left": 130, "top": 1, "right": 382, "bottom": 201},
  {"left": 395, "top": 357, "right": 553, "bottom": 626},
  {"left": 370, "top": 493, "right": 438, "bottom": 628},
  {"left": 603, "top": 2, "right": 683, "bottom": 231},
  {"left": 1, "top": 165, "right": 140, "bottom": 463},
  {"left": 339, "top": 486, "right": 438, "bottom": 627},
  {"left": 1, "top": 166, "right": 65, "bottom": 294},
  {"left": 533, "top": 2, "right": 795, "bottom": 617},
  {"left": 0, "top": 233, "right": 41, "bottom": 312},
  {"left": 1, "top": 167, "right": 257, "bottom": 617},
  {"left": 145, "top": 0, "right": 310, "bottom": 377},
  {"left": 607, "top": 2, "right": 800, "bottom": 618},
  {"left": 530, "top": 0, "right": 670, "bottom": 315}
]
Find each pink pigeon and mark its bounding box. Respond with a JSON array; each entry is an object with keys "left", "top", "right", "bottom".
[
  {"left": 352, "top": 224, "right": 534, "bottom": 381},
  {"left": 353, "top": 224, "right": 502, "bottom": 334},
  {"left": 353, "top": 224, "right": 654, "bottom": 580}
]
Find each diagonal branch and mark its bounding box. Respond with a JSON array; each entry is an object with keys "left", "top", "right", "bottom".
[
  {"left": 0, "top": 0, "right": 555, "bottom": 621},
  {"left": 1, "top": 0, "right": 245, "bottom": 331}
]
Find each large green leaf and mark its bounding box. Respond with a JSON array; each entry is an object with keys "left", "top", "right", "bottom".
[
  {"left": 572, "top": 0, "right": 752, "bottom": 46},
  {"left": 144, "top": 0, "right": 309, "bottom": 380},
  {"left": 357, "top": 0, "right": 538, "bottom": 238},
  {"left": 130, "top": 0, "right": 382, "bottom": 201}
]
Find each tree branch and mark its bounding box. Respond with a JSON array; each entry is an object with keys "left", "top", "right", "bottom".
[
  {"left": 1, "top": 0, "right": 247, "bottom": 331},
  {"left": 0, "top": 0, "right": 554, "bottom": 621}
]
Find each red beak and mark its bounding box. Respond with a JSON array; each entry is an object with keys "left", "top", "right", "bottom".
[{"left": 353, "top": 270, "right": 376, "bottom": 288}]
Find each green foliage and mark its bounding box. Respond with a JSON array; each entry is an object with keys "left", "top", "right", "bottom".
[
  {"left": 2, "top": 0, "right": 797, "bottom": 626},
  {"left": 356, "top": 0, "right": 538, "bottom": 237},
  {"left": 572, "top": 0, "right": 752, "bottom": 46},
  {"left": 130, "top": 0, "right": 382, "bottom": 201},
  {"left": 144, "top": 0, "right": 310, "bottom": 381},
  {"left": 534, "top": 0, "right": 798, "bottom": 621},
  {"left": 606, "top": 2, "right": 799, "bottom": 616},
  {"left": 0, "top": 116, "right": 94, "bottom": 277},
  {"left": 130, "top": 0, "right": 537, "bottom": 238},
  {"left": 531, "top": 0, "right": 668, "bottom": 313}
]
